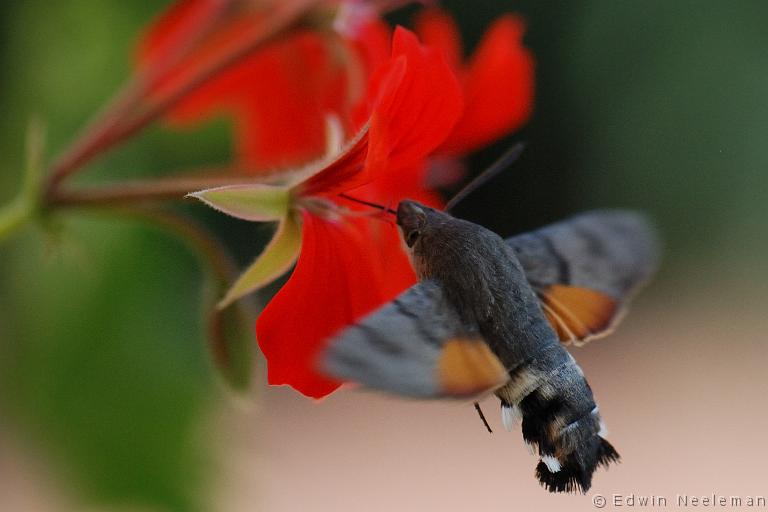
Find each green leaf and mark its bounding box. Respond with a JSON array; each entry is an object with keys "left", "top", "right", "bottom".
[
  {"left": 218, "top": 212, "right": 302, "bottom": 309},
  {"left": 188, "top": 184, "right": 291, "bottom": 222}
]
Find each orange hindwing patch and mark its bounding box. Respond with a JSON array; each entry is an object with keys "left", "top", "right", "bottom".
[
  {"left": 539, "top": 285, "right": 618, "bottom": 345},
  {"left": 437, "top": 337, "right": 508, "bottom": 397}
]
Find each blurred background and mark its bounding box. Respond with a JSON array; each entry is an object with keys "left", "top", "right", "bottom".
[{"left": 1, "top": 1, "right": 767, "bottom": 511}]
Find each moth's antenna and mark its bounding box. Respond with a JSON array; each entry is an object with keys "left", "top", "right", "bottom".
[
  {"left": 445, "top": 142, "right": 526, "bottom": 212},
  {"left": 474, "top": 402, "right": 493, "bottom": 434},
  {"left": 338, "top": 193, "right": 397, "bottom": 215}
]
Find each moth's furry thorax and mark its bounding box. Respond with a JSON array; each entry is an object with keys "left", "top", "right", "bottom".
[
  {"left": 397, "top": 200, "right": 492, "bottom": 277},
  {"left": 396, "top": 199, "right": 532, "bottom": 332}
]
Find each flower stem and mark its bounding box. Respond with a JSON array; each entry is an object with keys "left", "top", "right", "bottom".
[
  {"left": 47, "top": 174, "right": 261, "bottom": 209},
  {"left": 0, "top": 119, "right": 46, "bottom": 244},
  {"left": 46, "top": 177, "right": 248, "bottom": 209}
]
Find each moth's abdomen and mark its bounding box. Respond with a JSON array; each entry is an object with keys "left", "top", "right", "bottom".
[{"left": 497, "top": 354, "right": 619, "bottom": 493}]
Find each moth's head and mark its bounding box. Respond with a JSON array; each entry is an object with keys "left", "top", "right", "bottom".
[
  {"left": 399, "top": 199, "right": 495, "bottom": 280},
  {"left": 396, "top": 199, "right": 455, "bottom": 279},
  {"left": 396, "top": 200, "right": 430, "bottom": 248}
]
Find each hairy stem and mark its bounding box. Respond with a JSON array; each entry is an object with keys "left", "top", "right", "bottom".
[{"left": 48, "top": 174, "right": 265, "bottom": 209}]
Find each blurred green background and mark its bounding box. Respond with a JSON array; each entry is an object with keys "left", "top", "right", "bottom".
[{"left": 1, "top": 1, "right": 767, "bottom": 511}]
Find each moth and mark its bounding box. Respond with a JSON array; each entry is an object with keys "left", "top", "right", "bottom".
[{"left": 320, "top": 189, "right": 659, "bottom": 493}]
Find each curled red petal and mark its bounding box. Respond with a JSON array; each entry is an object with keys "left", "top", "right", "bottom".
[
  {"left": 365, "top": 27, "right": 463, "bottom": 178},
  {"left": 256, "top": 211, "right": 385, "bottom": 398},
  {"left": 366, "top": 27, "right": 463, "bottom": 175},
  {"left": 440, "top": 15, "right": 535, "bottom": 154},
  {"left": 302, "top": 27, "right": 463, "bottom": 196}
]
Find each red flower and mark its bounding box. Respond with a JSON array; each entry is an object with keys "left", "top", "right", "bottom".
[{"left": 193, "top": 27, "right": 463, "bottom": 397}]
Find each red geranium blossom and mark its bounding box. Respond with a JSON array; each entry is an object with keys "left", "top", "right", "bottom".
[
  {"left": 193, "top": 27, "right": 463, "bottom": 397},
  {"left": 144, "top": 2, "right": 534, "bottom": 398}
]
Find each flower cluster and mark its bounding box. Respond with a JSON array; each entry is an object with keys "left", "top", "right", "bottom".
[{"left": 140, "top": 0, "right": 534, "bottom": 398}]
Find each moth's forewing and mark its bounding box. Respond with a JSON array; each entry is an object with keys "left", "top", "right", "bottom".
[{"left": 321, "top": 280, "right": 507, "bottom": 399}]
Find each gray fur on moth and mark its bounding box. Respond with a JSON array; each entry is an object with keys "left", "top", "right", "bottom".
[{"left": 321, "top": 200, "right": 659, "bottom": 493}]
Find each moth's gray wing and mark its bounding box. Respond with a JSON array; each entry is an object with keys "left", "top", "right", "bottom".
[
  {"left": 508, "top": 209, "right": 659, "bottom": 296},
  {"left": 321, "top": 280, "right": 508, "bottom": 398},
  {"left": 507, "top": 210, "right": 659, "bottom": 344}
]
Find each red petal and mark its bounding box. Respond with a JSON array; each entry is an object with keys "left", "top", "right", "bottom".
[
  {"left": 350, "top": 19, "right": 393, "bottom": 97},
  {"left": 300, "top": 127, "right": 370, "bottom": 197},
  {"left": 256, "top": 211, "right": 385, "bottom": 398},
  {"left": 365, "top": 27, "right": 463, "bottom": 179},
  {"left": 374, "top": 224, "right": 417, "bottom": 300},
  {"left": 413, "top": 8, "right": 462, "bottom": 73},
  {"left": 342, "top": 213, "right": 416, "bottom": 302},
  {"left": 346, "top": 160, "right": 445, "bottom": 300},
  {"left": 231, "top": 33, "right": 350, "bottom": 170},
  {"left": 137, "top": 3, "right": 265, "bottom": 115},
  {"left": 440, "top": 15, "right": 535, "bottom": 154}
]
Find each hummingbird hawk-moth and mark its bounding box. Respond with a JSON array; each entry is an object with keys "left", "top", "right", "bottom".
[{"left": 320, "top": 198, "right": 658, "bottom": 493}]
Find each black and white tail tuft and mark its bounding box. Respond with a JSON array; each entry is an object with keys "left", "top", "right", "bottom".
[{"left": 535, "top": 435, "right": 619, "bottom": 493}]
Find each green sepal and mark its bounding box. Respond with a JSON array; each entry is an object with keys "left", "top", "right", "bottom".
[
  {"left": 188, "top": 184, "right": 291, "bottom": 222},
  {"left": 217, "top": 212, "right": 302, "bottom": 310}
]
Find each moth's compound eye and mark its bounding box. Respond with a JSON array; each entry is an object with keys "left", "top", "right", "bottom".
[{"left": 406, "top": 230, "right": 420, "bottom": 248}]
